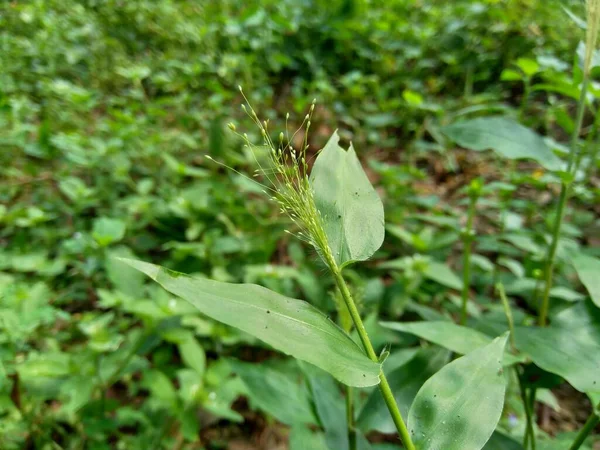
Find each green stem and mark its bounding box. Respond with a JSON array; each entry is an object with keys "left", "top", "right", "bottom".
[
  {"left": 538, "top": 77, "right": 589, "bottom": 327},
  {"left": 496, "top": 283, "right": 516, "bottom": 351},
  {"left": 568, "top": 405, "right": 599, "bottom": 450},
  {"left": 517, "top": 374, "right": 536, "bottom": 450},
  {"left": 346, "top": 385, "right": 357, "bottom": 450},
  {"left": 331, "top": 266, "right": 416, "bottom": 450},
  {"left": 519, "top": 78, "right": 531, "bottom": 122},
  {"left": 460, "top": 194, "right": 478, "bottom": 325}
]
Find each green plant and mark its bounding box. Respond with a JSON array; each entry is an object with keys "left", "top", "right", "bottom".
[{"left": 121, "top": 95, "right": 517, "bottom": 450}]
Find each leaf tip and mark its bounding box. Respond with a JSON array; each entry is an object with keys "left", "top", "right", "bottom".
[{"left": 116, "top": 257, "right": 160, "bottom": 281}]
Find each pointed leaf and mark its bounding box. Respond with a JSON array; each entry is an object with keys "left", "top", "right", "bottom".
[
  {"left": 408, "top": 334, "right": 509, "bottom": 450},
  {"left": 380, "top": 321, "right": 523, "bottom": 365},
  {"left": 515, "top": 302, "right": 600, "bottom": 393},
  {"left": 424, "top": 260, "right": 463, "bottom": 290},
  {"left": 301, "top": 363, "right": 349, "bottom": 450},
  {"left": 442, "top": 117, "right": 562, "bottom": 171},
  {"left": 178, "top": 335, "right": 206, "bottom": 376},
  {"left": 233, "top": 361, "right": 317, "bottom": 426},
  {"left": 572, "top": 253, "right": 600, "bottom": 308},
  {"left": 119, "top": 258, "right": 380, "bottom": 387},
  {"left": 310, "top": 131, "right": 385, "bottom": 268}
]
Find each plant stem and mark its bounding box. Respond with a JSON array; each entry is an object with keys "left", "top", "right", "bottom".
[
  {"left": 519, "top": 78, "right": 531, "bottom": 122},
  {"left": 517, "top": 374, "right": 536, "bottom": 450},
  {"left": 538, "top": 77, "right": 589, "bottom": 327},
  {"left": 568, "top": 404, "right": 599, "bottom": 450},
  {"left": 460, "top": 193, "right": 478, "bottom": 325},
  {"left": 331, "top": 266, "right": 416, "bottom": 450},
  {"left": 346, "top": 385, "right": 357, "bottom": 450},
  {"left": 496, "top": 283, "right": 516, "bottom": 351}
]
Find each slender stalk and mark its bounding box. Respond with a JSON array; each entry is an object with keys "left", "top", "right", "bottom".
[
  {"left": 460, "top": 190, "right": 479, "bottom": 325},
  {"left": 519, "top": 78, "right": 531, "bottom": 122},
  {"left": 330, "top": 266, "right": 416, "bottom": 450},
  {"left": 568, "top": 405, "right": 599, "bottom": 450},
  {"left": 346, "top": 385, "right": 357, "bottom": 450},
  {"left": 496, "top": 283, "right": 516, "bottom": 351},
  {"left": 538, "top": 78, "right": 589, "bottom": 327},
  {"left": 517, "top": 374, "right": 536, "bottom": 450}
]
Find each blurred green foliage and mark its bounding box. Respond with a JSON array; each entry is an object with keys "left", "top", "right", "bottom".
[{"left": 1, "top": 0, "right": 594, "bottom": 449}]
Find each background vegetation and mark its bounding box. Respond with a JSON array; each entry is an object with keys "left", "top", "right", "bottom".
[{"left": 1, "top": 0, "right": 598, "bottom": 449}]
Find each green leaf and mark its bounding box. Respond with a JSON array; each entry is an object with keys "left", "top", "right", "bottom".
[
  {"left": 92, "top": 217, "right": 126, "bottom": 246},
  {"left": 119, "top": 258, "right": 380, "bottom": 387},
  {"left": 442, "top": 117, "right": 562, "bottom": 171},
  {"left": 143, "top": 370, "right": 177, "bottom": 408},
  {"left": 483, "top": 431, "right": 524, "bottom": 450},
  {"left": 357, "top": 348, "right": 449, "bottom": 433},
  {"left": 500, "top": 69, "right": 523, "bottom": 81},
  {"left": 301, "top": 363, "right": 349, "bottom": 450},
  {"left": 233, "top": 361, "right": 317, "bottom": 426},
  {"left": 310, "top": 131, "right": 385, "bottom": 268},
  {"left": 423, "top": 260, "right": 463, "bottom": 290},
  {"left": 572, "top": 253, "right": 600, "bottom": 308},
  {"left": 516, "top": 57, "right": 540, "bottom": 77},
  {"left": 515, "top": 302, "right": 600, "bottom": 393},
  {"left": 380, "top": 321, "right": 523, "bottom": 366},
  {"left": 178, "top": 335, "right": 206, "bottom": 376},
  {"left": 106, "top": 247, "right": 145, "bottom": 297},
  {"left": 289, "top": 425, "right": 330, "bottom": 450},
  {"left": 407, "top": 334, "right": 509, "bottom": 450}
]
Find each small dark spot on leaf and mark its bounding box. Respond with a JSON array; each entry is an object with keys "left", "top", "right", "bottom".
[{"left": 266, "top": 310, "right": 270, "bottom": 314}]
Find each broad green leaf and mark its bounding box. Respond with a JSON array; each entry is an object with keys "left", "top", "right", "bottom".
[
  {"left": 380, "top": 321, "right": 523, "bottom": 366},
  {"left": 310, "top": 131, "right": 385, "bottom": 268},
  {"left": 120, "top": 259, "right": 380, "bottom": 387},
  {"left": 572, "top": 253, "right": 600, "bottom": 308},
  {"left": 515, "top": 301, "right": 600, "bottom": 393},
  {"left": 233, "top": 361, "right": 317, "bottom": 426},
  {"left": 358, "top": 348, "right": 449, "bottom": 434},
  {"left": 408, "top": 334, "right": 509, "bottom": 450},
  {"left": 442, "top": 117, "right": 562, "bottom": 171}
]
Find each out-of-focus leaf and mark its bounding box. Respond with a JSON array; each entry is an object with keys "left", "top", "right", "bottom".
[
  {"left": 423, "top": 260, "right": 463, "bottom": 290},
  {"left": 92, "top": 217, "right": 126, "bottom": 246},
  {"left": 301, "top": 363, "right": 348, "bottom": 450},
  {"left": 442, "top": 117, "right": 562, "bottom": 170},
  {"left": 572, "top": 253, "right": 600, "bottom": 308},
  {"left": 178, "top": 335, "right": 206, "bottom": 376},
  {"left": 515, "top": 301, "right": 600, "bottom": 393},
  {"left": 234, "top": 362, "right": 317, "bottom": 426},
  {"left": 289, "top": 425, "right": 329, "bottom": 450}
]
